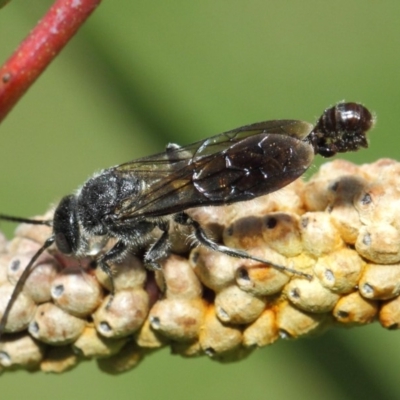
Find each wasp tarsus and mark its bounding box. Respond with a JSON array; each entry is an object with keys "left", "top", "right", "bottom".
[{"left": 0, "top": 102, "right": 374, "bottom": 338}]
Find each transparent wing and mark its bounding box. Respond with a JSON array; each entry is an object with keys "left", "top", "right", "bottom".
[{"left": 112, "top": 120, "right": 314, "bottom": 221}]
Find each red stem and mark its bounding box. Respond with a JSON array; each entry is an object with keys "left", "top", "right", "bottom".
[{"left": 0, "top": 0, "right": 102, "bottom": 123}]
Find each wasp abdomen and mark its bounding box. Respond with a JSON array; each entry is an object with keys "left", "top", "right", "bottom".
[{"left": 309, "top": 102, "right": 374, "bottom": 157}]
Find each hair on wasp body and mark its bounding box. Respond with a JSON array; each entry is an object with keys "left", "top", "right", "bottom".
[{"left": 0, "top": 102, "right": 374, "bottom": 338}]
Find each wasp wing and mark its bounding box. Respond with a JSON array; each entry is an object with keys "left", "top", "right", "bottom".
[{"left": 112, "top": 120, "right": 314, "bottom": 221}]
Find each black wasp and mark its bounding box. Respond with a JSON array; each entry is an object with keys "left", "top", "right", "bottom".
[{"left": 0, "top": 102, "right": 374, "bottom": 336}]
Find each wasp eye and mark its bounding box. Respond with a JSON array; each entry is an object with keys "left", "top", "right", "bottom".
[
  {"left": 53, "top": 195, "right": 80, "bottom": 255},
  {"left": 55, "top": 232, "right": 72, "bottom": 254}
]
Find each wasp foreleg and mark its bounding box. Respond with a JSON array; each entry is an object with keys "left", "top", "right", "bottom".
[
  {"left": 144, "top": 221, "right": 171, "bottom": 270},
  {"left": 96, "top": 240, "right": 128, "bottom": 307}
]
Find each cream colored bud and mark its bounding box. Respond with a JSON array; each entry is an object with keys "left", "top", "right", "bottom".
[
  {"left": 330, "top": 207, "right": 362, "bottom": 245},
  {"left": 51, "top": 267, "right": 103, "bottom": 317},
  {"left": 97, "top": 341, "right": 144, "bottom": 374},
  {"left": 359, "top": 263, "right": 400, "bottom": 300},
  {"left": 314, "top": 248, "right": 365, "bottom": 293},
  {"left": 303, "top": 178, "right": 333, "bottom": 212},
  {"left": 276, "top": 301, "right": 328, "bottom": 338},
  {"left": 379, "top": 296, "right": 400, "bottom": 329},
  {"left": 0, "top": 333, "right": 45, "bottom": 369},
  {"left": 215, "top": 285, "right": 266, "bottom": 324},
  {"left": 186, "top": 205, "right": 226, "bottom": 238},
  {"left": 190, "top": 248, "right": 239, "bottom": 291},
  {"left": 261, "top": 213, "right": 303, "bottom": 257},
  {"left": 238, "top": 246, "right": 299, "bottom": 279},
  {"left": 315, "top": 159, "right": 364, "bottom": 180},
  {"left": 300, "top": 212, "right": 343, "bottom": 257},
  {"left": 95, "top": 253, "right": 146, "bottom": 292},
  {"left": 221, "top": 192, "right": 279, "bottom": 224},
  {"left": 7, "top": 237, "right": 43, "bottom": 256},
  {"left": 224, "top": 212, "right": 303, "bottom": 258},
  {"left": 0, "top": 254, "right": 13, "bottom": 286},
  {"left": 354, "top": 182, "right": 388, "bottom": 225},
  {"left": 236, "top": 263, "right": 289, "bottom": 296},
  {"left": 149, "top": 298, "right": 206, "bottom": 341},
  {"left": 356, "top": 223, "right": 400, "bottom": 264},
  {"left": 243, "top": 309, "right": 278, "bottom": 347},
  {"left": 0, "top": 283, "right": 36, "bottom": 333},
  {"left": 361, "top": 158, "right": 400, "bottom": 180},
  {"left": 14, "top": 217, "right": 53, "bottom": 245},
  {"left": 40, "top": 346, "right": 78, "bottom": 373},
  {"left": 285, "top": 278, "right": 339, "bottom": 313},
  {"left": 327, "top": 176, "right": 367, "bottom": 244},
  {"left": 372, "top": 195, "right": 400, "bottom": 231},
  {"left": 223, "top": 215, "right": 266, "bottom": 249},
  {"left": 161, "top": 254, "right": 202, "bottom": 299},
  {"left": 135, "top": 317, "right": 167, "bottom": 349},
  {"left": 199, "top": 305, "right": 242, "bottom": 356},
  {"left": 29, "top": 303, "right": 85, "bottom": 345},
  {"left": 7, "top": 252, "right": 60, "bottom": 304},
  {"left": 93, "top": 289, "right": 149, "bottom": 338},
  {"left": 73, "top": 326, "right": 128, "bottom": 357},
  {"left": 333, "top": 292, "right": 378, "bottom": 325},
  {"left": 303, "top": 160, "right": 364, "bottom": 211}
]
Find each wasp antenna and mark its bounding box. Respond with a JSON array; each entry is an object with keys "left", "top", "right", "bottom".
[
  {"left": 0, "top": 235, "right": 55, "bottom": 340},
  {"left": 0, "top": 214, "right": 53, "bottom": 226}
]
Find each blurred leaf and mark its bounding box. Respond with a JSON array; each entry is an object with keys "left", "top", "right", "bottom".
[{"left": 0, "top": 0, "right": 11, "bottom": 9}]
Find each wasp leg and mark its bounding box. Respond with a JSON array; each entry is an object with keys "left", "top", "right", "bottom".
[
  {"left": 174, "top": 212, "right": 312, "bottom": 280},
  {"left": 97, "top": 240, "right": 128, "bottom": 307},
  {"left": 144, "top": 221, "right": 170, "bottom": 270}
]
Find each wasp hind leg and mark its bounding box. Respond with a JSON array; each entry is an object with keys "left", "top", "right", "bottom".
[{"left": 174, "top": 212, "right": 312, "bottom": 280}]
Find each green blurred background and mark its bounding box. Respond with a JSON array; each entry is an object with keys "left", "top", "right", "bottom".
[{"left": 1, "top": 1, "right": 399, "bottom": 399}]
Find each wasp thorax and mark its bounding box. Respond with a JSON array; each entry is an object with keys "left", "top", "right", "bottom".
[
  {"left": 52, "top": 170, "right": 143, "bottom": 257},
  {"left": 77, "top": 170, "right": 140, "bottom": 234}
]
